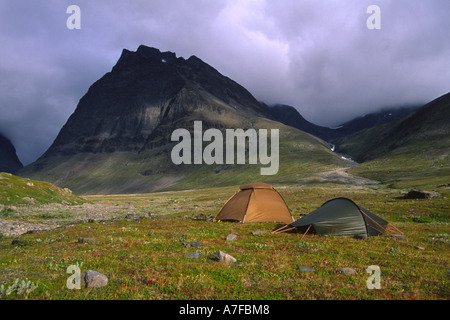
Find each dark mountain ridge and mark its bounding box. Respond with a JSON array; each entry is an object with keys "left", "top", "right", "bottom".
[
  {"left": 0, "top": 132, "right": 23, "bottom": 173},
  {"left": 42, "top": 45, "right": 270, "bottom": 159}
]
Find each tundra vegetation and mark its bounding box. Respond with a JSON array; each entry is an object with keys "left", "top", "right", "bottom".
[{"left": 0, "top": 175, "right": 448, "bottom": 300}]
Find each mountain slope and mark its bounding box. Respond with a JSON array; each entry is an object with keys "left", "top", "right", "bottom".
[
  {"left": 19, "top": 46, "right": 352, "bottom": 194},
  {"left": 0, "top": 132, "right": 23, "bottom": 173},
  {"left": 0, "top": 172, "right": 84, "bottom": 206},
  {"left": 334, "top": 92, "right": 450, "bottom": 187}
]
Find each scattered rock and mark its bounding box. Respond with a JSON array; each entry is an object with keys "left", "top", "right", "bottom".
[
  {"left": 392, "top": 234, "right": 406, "bottom": 240},
  {"left": 339, "top": 267, "right": 357, "bottom": 275},
  {"left": 215, "top": 251, "right": 237, "bottom": 263},
  {"left": 63, "top": 187, "right": 73, "bottom": 194},
  {"left": 181, "top": 242, "right": 191, "bottom": 248},
  {"left": 124, "top": 214, "right": 141, "bottom": 222},
  {"left": 78, "top": 237, "right": 96, "bottom": 243},
  {"left": 182, "top": 241, "right": 201, "bottom": 248},
  {"left": 401, "top": 190, "right": 439, "bottom": 199},
  {"left": 143, "top": 212, "right": 155, "bottom": 220},
  {"left": 415, "top": 246, "right": 425, "bottom": 250},
  {"left": 298, "top": 266, "right": 315, "bottom": 272},
  {"left": 81, "top": 270, "right": 108, "bottom": 288},
  {"left": 184, "top": 251, "right": 200, "bottom": 259},
  {"left": 226, "top": 234, "right": 237, "bottom": 241},
  {"left": 193, "top": 213, "right": 214, "bottom": 221},
  {"left": 0, "top": 219, "right": 60, "bottom": 237},
  {"left": 22, "top": 197, "right": 36, "bottom": 204},
  {"left": 251, "top": 231, "right": 266, "bottom": 236}
]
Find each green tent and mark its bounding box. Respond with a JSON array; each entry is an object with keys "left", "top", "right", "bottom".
[{"left": 274, "top": 198, "right": 391, "bottom": 237}]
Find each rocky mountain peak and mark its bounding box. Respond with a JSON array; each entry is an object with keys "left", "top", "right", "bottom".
[{"left": 40, "top": 45, "right": 270, "bottom": 158}]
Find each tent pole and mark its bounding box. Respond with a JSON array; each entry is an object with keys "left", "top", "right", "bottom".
[{"left": 301, "top": 225, "right": 312, "bottom": 240}]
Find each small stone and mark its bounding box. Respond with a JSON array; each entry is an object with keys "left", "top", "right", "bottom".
[
  {"left": 191, "top": 241, "right": 202, "bottom": 247},
  {"left": 81, "top": 270, "right": 108, "bottom": 288},
  {"left": 392, "top": 234, "right": 406, "bottom": 240},
  {"left": 251, "top": 231, "right": 266, "bottom": 236},
  {"left": 415, "top": 246, "right": 425, "bottom": 250},
  {"left": 339, "top": 267, "right": 357, "bottom": 275},
  {"left": 226, "top": 234, "right": 237, "bottom": 241},
  {"left": 215, "top": 251, "right": 237, "bottom": 263},
  {"left": 143, "top": 212, "right": 154, "bottom": 220},
  {"left": 181, "top": 242, "right": 191, "bottom": 248},
  {"left": 298, "top": 266, "right": 315, "bottom": 272},
  {"left": 124, "top": 214, "right": 141, "bottom": 222},
  {"left": 184, "top": 251, "right": 200, "bottom": 259}
]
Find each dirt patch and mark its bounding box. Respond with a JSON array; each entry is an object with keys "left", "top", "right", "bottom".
[
  {"left": 0, "top": 219, "right": 61, "bottom": 237},
  {"left": 316, "top": 167, "right": 380, "bottom": 186},
  {"left": 0, "top": 202, "right": 144, "bottom": 237}
]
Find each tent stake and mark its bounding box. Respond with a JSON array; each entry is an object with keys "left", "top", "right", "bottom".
[
  {"left": 272, "top": 225, "right": 297, "bottom": 234},
  {"left": 272, "top": 224, "right": 290, "bottom": 234},
  {"left": 387, "top": 223, "right": 404, "bottom": 235},
  {"left": 301, "top": 225, "right": 312, "bottom": 239}
]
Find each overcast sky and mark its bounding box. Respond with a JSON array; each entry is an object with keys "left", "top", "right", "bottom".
[{"left": 1, "top": 0, "right": 449, "bottom": 165}]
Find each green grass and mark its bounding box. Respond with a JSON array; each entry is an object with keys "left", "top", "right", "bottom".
[
  {"left": 0, "top": 172, "right": 85, "bottom": 206},
  {"left": 0, "top": 184, "right": 448, "bottom": 300}
]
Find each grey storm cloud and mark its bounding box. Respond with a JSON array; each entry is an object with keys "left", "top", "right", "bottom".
[{"left": 0, "top": 0, "right": 449, "bottom": 165}]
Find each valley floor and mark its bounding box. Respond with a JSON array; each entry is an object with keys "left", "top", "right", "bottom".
[{"left": 0, "top": 182, "right": 448, "bottom": 301}]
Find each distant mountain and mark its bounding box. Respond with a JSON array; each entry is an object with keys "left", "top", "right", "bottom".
[
  {"left": 0, "top": 132, "right": 23, "bottom": 173},
  {"left": 334, "top": 92, "right": 450, "bottom": 187},
  {"left": 268, "top": 104, "right": 336, "bottom": 141},
  {"left": 269, "top": 104, "right": 419, "bottom": 142},
  {"left": 19, "top": 45, "right": 351, "bottom": 194}
]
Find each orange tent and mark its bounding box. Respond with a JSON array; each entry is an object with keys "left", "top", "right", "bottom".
[{"left": 214, "top": 183, "right": 294, "bottom": 224}]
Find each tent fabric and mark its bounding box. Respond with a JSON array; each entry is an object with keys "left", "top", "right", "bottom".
[
  {"left": 290, "top": 198, "right": 388, "bottom": 237},
  {"left": 215, "top": 183, "right": 294, "bottom": 224}
]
